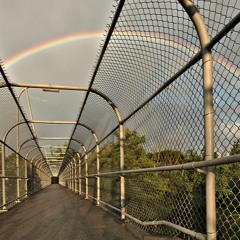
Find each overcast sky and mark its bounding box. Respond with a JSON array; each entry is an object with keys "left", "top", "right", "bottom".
[{"left": 0, "top": 0, "right": 115, "bottom": 149}]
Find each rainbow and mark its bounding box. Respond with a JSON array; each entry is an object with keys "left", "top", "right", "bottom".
[
  {"left": 4, "top": 32, "right": 104, "bottom": 68},
  {"left": 4, "top": 31, "right": 239, "bottom": 77}
]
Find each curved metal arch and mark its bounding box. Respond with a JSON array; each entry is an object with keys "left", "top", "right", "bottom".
[
  {"left": 15, "top": 136, "right": 83, "bottom": 169},
  {"left": 2, "top": 120, "right": 98, "bottom": 157},
  {"left": 18, "top": 138, "right": 40, "bottom": 156},
  {"left": 2, "top": 119, "right": 42, "bottom": 159},
  {"left": 30, "top": 121, "right": 99, "bottom": 143},
  {"left": 31, "top": 153, "right": 42, "bottom": 164},
  {"left": 31, "top": 154, "right": 50, "bottom": 175},
  {"left": 8, "top": 83, "right": 124, "bottom": 214},
  {"left": 22, "top": 123, "right": 97, "bottom": 164},
  {"left": 62, "top": 139, "right": 86, "bottom": 163},
  {"left": 34, "top": 158, "right": 47, "bottom": 168},
  {"left": 26, "top": 145, "right": 68, "bottom": 161},
  {"left": 62, "top": 148, "right": 80, "bottom": 164},
  {"left": 59, "top": 146, "right": 87, "bottom": 176},
  {"left": 26, "top": 146, "right": 42, "bottom": 159},
  {"left": 6, "top": 84, "right": 124, "bottom": 210},
  {"left": 178, "top": 1, "right": 215, "bottom": 238},
  {"left": 29, "top": 154, "right": 51, "bottom": 177},
  {"left": 36, "top": 161, "right": 49, "bottom": 172},
  {"left": 10, "top": 83, "right": 123, "bottom": 122},
  {"left": 17, "top": 139, "right": 51, "bottom": 175},
  {"left": 2, "top": 126, "right": 50, "bottom": 176}
]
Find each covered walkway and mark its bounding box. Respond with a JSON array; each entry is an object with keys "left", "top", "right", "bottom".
[
  {"left": 0, "top": 185, "right": 141, "bottom": 240},
  {"left": 0, "top": 1, "right": 239, "bottom": 240}
]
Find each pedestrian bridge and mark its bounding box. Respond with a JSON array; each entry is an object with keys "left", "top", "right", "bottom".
[{"left": 0, "top": 1, "right": 240, "bottom": 239}]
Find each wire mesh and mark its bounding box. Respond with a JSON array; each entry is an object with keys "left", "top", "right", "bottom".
[
  {"left": 99, "top": 132, "right": 119, "bottom": 173},
  {"left": 0, "top": 87, "right": 18, "bottom": 140},
  {"left": 195, "top": 0, "right": 240, "bottom": 39},
  {"left": 72, "top": 0, "right": 239, "bottom": 238},
  {"left": 125, "top": 170, "right": 206, "bottom": 238},
  {"left": 87, "top": 149, "right": 97, "bottom": 200},
  {"left": 216, "top": 165, "right": 240, "bottom": 239},
  {"left": 212, "top": 22, "right": 240, "bottom": 156},
  {"left": 124, "top": 62, "right": 205, "bottom": 158},
  {"left": 100, "top": 176, "right": 121, "bottom": 212},
  {"left": 0, "top": 0, "right": 239, "bottom": 238},
  {"left": 0, "top": 58, "right": 51, "bottom": 206},
  {"left": 5, "top": 178, "right": 17, "bottom": 205},
  {"left": 77, "top": 93, "right": 119, "bottom": 140},
  {"left": 72, "top": 125, "right": 96, "bottom": 151},
  {"left": 92, "top": 0, "right": 200, "bottom": 119}
]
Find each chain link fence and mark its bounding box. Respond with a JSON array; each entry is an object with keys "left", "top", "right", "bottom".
[
  {"left": 0, "top": 62, "right": 52, "bottom": 209},
  {"left": 61, "top": 0, "right": 240, "bottom": 239},
  {"left": 0, "top": 0, "right": 239, "bottom": 239}
]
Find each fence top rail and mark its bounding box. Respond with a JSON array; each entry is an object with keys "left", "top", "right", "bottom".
[{"left": 82, "top": 153, "right": 240, "bottom": 178}]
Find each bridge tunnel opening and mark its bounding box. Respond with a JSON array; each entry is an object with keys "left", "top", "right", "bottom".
[{"left": 51, "top": 177, "right": 59, "bottom": 184}]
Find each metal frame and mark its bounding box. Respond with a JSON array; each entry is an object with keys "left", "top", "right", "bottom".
[
  {"left": 9, "top": 83, "right": 125, "bottom": 217},
  {"left": 0, "top": 1, "right": 239, "bottom": 238},
  {"left": 178, "top": 1, "right": 215, "bottom": 238}
]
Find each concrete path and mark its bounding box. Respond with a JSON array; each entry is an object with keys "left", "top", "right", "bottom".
[{"left": 0, "top": 185, "right": 141, "bottom": 240}]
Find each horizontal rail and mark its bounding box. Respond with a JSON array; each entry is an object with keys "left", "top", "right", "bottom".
[
  {"left": 0, "top": 140, "right": 51, "bottom": 178},
  {"left": 75, "top": 184, "right": 206, "bottom": 239},
  {"left": 125, "top": 213, "right": 206, "bottom": 240},
  {"left": 79, "top": 154, "right": 240, "bottom": 178},
  {"left": 9, "top": 82, "right": 89, "bottom": 91},
  {"left": 0, "top": 176, "right": 28, "bottom": 180},
  {"left": 0, "top": 193, "right": 27, "bottom": 209}
]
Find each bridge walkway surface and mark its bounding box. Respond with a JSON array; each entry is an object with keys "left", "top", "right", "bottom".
[{"left": 0, "top": 185, "right": 144, "bottom": 240}]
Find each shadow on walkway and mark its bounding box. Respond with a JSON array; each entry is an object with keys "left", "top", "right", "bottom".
[{"left": 0, "top": 185, "right": 142, "bottom": 240}]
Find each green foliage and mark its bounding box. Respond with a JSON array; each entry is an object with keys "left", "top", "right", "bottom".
[
  {"left": 5, "top": 153, "right": 17, "bottom": 176},
  {"left": 98, "top": 129, "right": 240, "bottom": 237},
  {"left": 230, "top": 140, "right": 240, "bottom": 155},
  {"left": 99, "top": 129, "right": 154, "bottom": 172}
]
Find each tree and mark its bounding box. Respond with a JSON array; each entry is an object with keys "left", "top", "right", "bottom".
[
  {"left": 98, "top": 128, "right": 154, "bottom": 210},
  {"left": 216, "top": 141, "right": 240, "bottom": 239},
  {"left": 230, "top": 140, "right": 240, "bottom": 155}
]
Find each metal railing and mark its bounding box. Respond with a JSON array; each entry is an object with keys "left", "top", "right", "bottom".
[
  {"left": 59, "top": 1, "right": 240, "bottom": 239},
  {"left": 0, "top": 0, "right": 239, "bottom": 239}
]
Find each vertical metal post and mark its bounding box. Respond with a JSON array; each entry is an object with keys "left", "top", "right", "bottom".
[
  {"left": 85, "top": 153, "right": 89, "bottom": 199},
  {"left": 30, "top": 162, "right": 33, "bottom": 194},
  {"left": 120, "top": 124, "right": 125, "bottom": 220},
  {"left": 71, "top": 162, "right": 74, "bottom": 191},
  {"left": 33, "top": 166, "right": 35, "bottom": 193},
  {"left": 1, "top": 144, "right": 6, "bottom": 210},
  {"left": 74, "top": 159, "right": 77, "bottom": 193},
  {"left": 17, "top": 88, "right": 28, "bottom": 198},
  {"left": 76, "top": 160, "right": 78, "bottom": 193},
  {"left": 68, "top": 165, "right": 70, "bottom": 189},
  {"left": 96, "top": 144, "right": 100, "bottom": 205},
  {"left": 76, "top": 158, "right": 79, "bottom": 193},
  {"left": 26, "top": 88, "right": 36, "bottom": 134},
  {"left": 73, "top": 161, "right": 75, "bottom": 192},
  {"left": 178, "top": 1, "right": 216, "bottom": 239},
  {"left": 24, "top": 160, "right": 28, "bottom": 197},
  {"left": 70, "top": 163, "right": 73, "bottom": 190},
  {"left": 72, "top": 161, "right": 75, "bottom": 191},
  {"left": 36, "top": 168, "right": 39, "bottom": 190},
  {"left": 79, "top": 157, "right": 82, "bottom": 195},
  {"left": 35, "top": 168, "right": 38, "bottom": 191},
  {"left": 16, "top": 154, "right": 20, "bottom": 202},
  {"left": 69, "top": 164, "right": 71, "bottom": 190},
  {"left": 71, "top": 161, "right": 74, "bottom": 191},
  {"left": 16, "top": 103, "right": 20, "bottom": 202}
]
